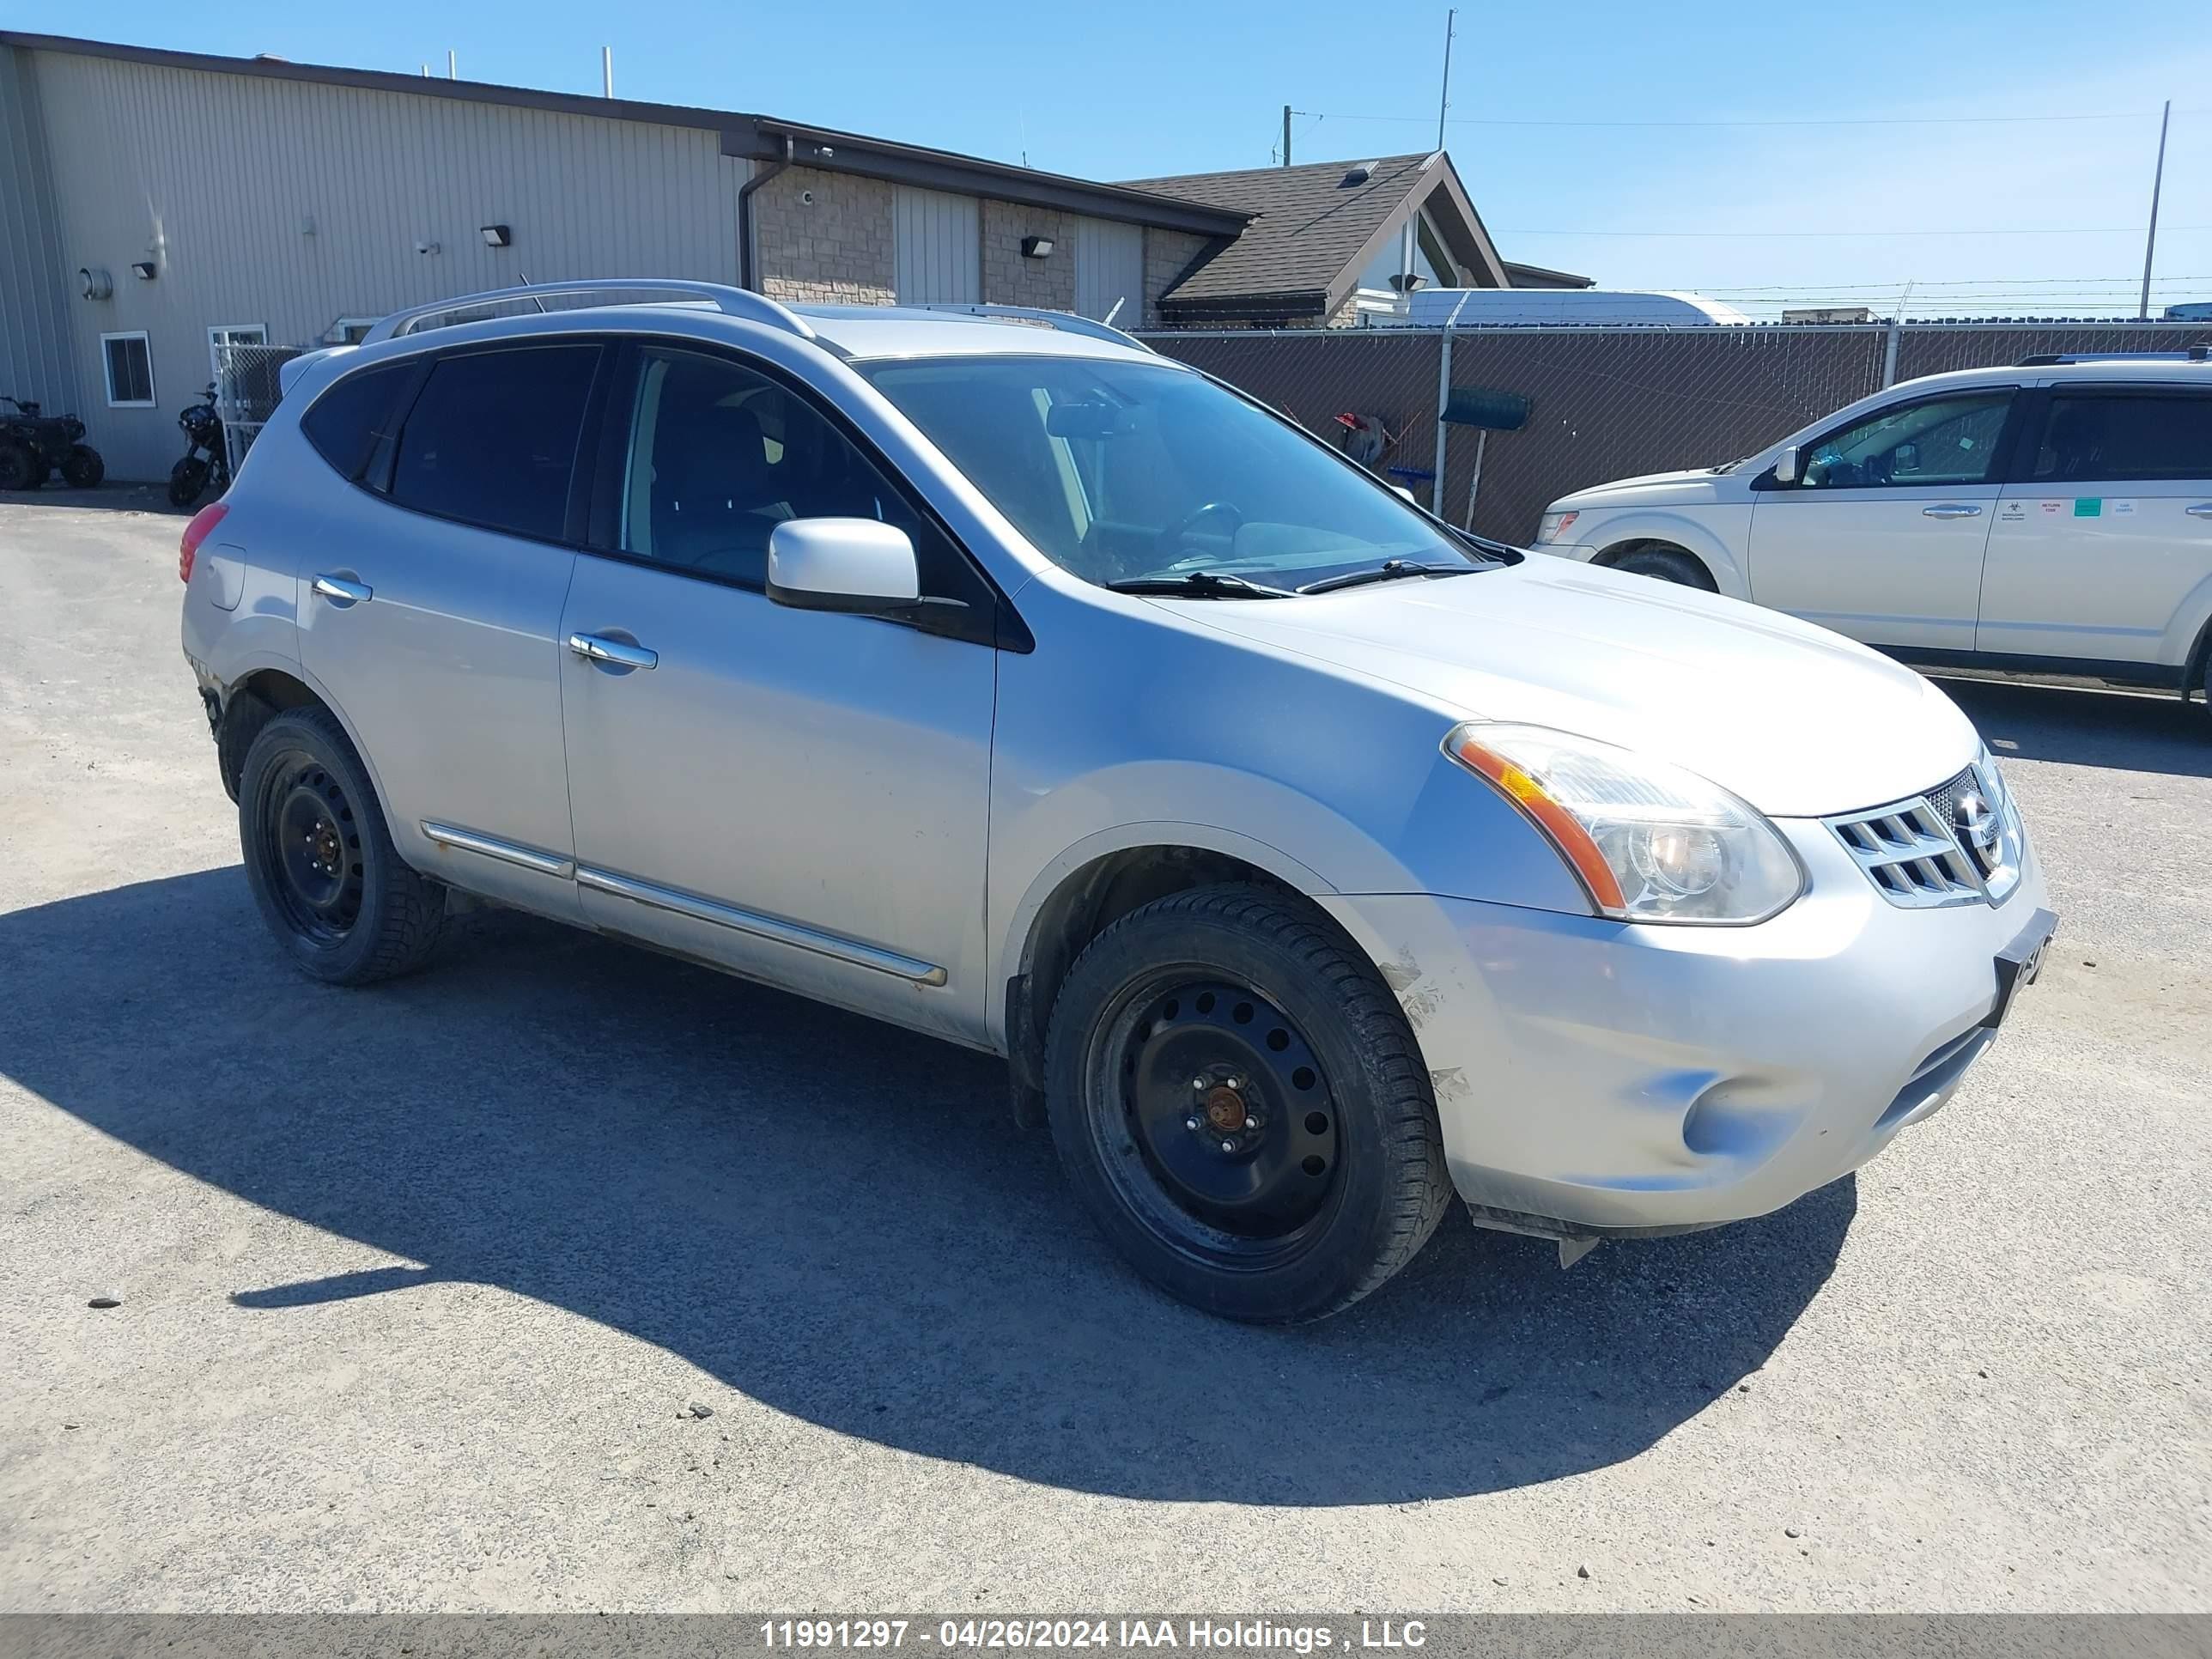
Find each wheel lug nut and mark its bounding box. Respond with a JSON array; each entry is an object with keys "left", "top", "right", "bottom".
[
  {"left": 1190, "top": 1077, "right": 1206, "bottom": 1091},
  {"left": 1185, "top": 1115, "right": 1200, "bottom": 1132},
  {"left": 1219, "top": 1139, "right": 1236, "bottom": 1154},
  {"left": 1227, "top": 1076, "right": 1243, "bottom": 1090}
]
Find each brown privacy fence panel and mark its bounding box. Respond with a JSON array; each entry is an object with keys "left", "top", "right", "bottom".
[{"left": 1146, "top": 322, "right": 2212, "bottom": 545}]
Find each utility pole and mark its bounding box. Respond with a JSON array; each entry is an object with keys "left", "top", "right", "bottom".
[
  {"left": 1283, "top": 105, "right": 1292, "bottom": 167},
  {"left": 1436, "top": 9, "right": 1456, "bottom": 151},
  {"left": 2138, "top": 99, "right": 2172, "bottom": 321}
]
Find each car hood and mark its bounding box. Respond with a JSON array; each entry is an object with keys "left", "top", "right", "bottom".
[
  {"left": 1552, "top": 465, "right": 1735, "bottom": 509},
  {"left": 1182, "top": 559, "right": 1978, "bottom": 818}
]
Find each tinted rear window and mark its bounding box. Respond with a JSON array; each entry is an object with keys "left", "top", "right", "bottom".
[
  {"left": 390, "top": 345, "right": 600, "bottom": 541},
  {"left": 2031, "top": 391, "right": 2212, "bottom": 483},
  {"left": 301, "top": 362, "right": 413, "bottom": 481}
]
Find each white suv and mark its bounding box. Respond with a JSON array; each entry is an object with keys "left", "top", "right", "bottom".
[
  {"left": 180, "top": 281, "right": 2052, "bottom": 1322},
  {"left": 1534, "top": 353, "right": 2212, "bottom": 703}
]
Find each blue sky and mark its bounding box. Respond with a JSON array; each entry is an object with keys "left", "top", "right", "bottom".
[{"left": 21, "top": 0, "right": 2212, "bottom": 317}]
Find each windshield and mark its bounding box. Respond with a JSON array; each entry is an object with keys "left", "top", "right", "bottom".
[{"left": 856, "top": 356, "right": 1491, "bottom": 592}]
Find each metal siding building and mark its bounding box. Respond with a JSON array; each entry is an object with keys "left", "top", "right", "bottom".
[{"left": 0, "top": 33, "right": 1248, "bottom": 482}]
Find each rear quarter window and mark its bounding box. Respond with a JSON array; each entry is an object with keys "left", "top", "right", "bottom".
[{"left": 300, "top": 362, "right": 416, "bottom": 482}]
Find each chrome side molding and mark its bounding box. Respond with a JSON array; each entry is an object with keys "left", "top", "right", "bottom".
[
  {"left": 419, "top": 821, "right": 575, "bottom": 879},
  {"left": 575, "top": 866, "right": 948, "bottom": 987}
]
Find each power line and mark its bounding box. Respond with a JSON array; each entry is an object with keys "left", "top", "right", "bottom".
[
  {"left": 1302, "top": 106, "right": 2173, "bottom": 130},
  {"left": 1499, "top": 225, "right": 2212, "bottom": 239}
]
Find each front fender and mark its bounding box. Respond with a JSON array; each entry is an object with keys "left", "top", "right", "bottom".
[{"left": 1580, "top": 507, "right": 1752, "bottom": 599}]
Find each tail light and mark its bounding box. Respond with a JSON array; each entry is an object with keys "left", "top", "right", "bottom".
[{"left": 179, "top": 502, "right": 228, "bottom": 582}]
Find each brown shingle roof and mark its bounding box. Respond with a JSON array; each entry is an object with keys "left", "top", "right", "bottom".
[{"left": 1119, "top": 152, "right": 1438, "bottom": 310}]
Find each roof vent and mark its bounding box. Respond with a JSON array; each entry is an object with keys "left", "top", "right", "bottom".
[{"left": 1339, "top": 162, "right": 1376, "bottom": 188}]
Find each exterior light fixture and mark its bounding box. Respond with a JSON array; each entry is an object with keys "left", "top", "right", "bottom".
[
  {"left": 130, "top": 261, "right": 158, "bottom": 281},
  {"left": 480, "top": 224, "right": 512, "bottom": 248},
  {"left": 1021, "top": 235, "right": 1054, "bottom": 258}
]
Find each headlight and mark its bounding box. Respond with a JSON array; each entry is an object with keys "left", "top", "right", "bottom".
[
  {"left": 1444, "top": 723, "right": 1806, "bottom": 925},
  {"left": 1536, "top": 509, "right": 1579, "bottom": 544}
]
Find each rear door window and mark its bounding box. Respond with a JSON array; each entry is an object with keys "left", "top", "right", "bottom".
[
  {"left": 2028, "top": 390, "right": 2212, "bottom": 483},
  {"left": 389, "top": 344, "right": 601, "bottom": 541}
]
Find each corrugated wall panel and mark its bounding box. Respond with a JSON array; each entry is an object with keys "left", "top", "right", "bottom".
[
  {"left": 1073, "top": 217, "right": 1143, "bottom": 326},
  {"left": 0, "top": 49, "right": 80, "bottom": 415},
  {"left": 25, "top": 51, "right": 750, "bottom": 479},
  {"left": 894, "top": 185, "right": 980, "bottom": 305}
]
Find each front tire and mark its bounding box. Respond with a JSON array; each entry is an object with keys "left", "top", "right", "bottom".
[
  {"left": 1044, "top": 883, "right": 1453, "bottom": 1323},
  {"left": 1607, "top": 544, "right": 1717, "bottom": 589},
  {"left": 60, "top": 445, "right": 104, "bottom": 488},
  {"left": 237, "top": 708, "right": 444, "bottom": 985},
  {"left": 0, "top": 442, "right": 40, "bottom": 491},
  {"left": 167, "top": 457, "right": 210, "bottom": 509}
]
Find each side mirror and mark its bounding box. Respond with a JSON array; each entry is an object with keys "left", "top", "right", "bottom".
[
  {"left": 767, "top": 519, "right": 921, "bottom": 614},
  {"left": 1771, "top": 445, "right": 1799, "bottom": 485},
  {"left": 1390, "top": 484, "right": 1417, "bottom": 504}
]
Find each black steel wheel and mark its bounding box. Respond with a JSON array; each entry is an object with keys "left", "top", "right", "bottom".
[
  {"left": 1046, "top": 883, "right": 1454, "bottom": 1323},
  {"left": 59, "top": 445, "right": 104, "bottom": 489},
  {"left": 1105, "top": 978, "right": 1343, "bottom": 1256},
  {"left": 238, "top": 707, "right": 444, "bottom": 985},
  {"left": 0, "top": 442, "right": 40, "bottom": 491}
]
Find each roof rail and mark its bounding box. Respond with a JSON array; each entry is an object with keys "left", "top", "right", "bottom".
[
  {"left": 361, "top": 280, "right": 818, "bottom": 345},
  {"left": 2017, "top": 344, "right": 2210, "bottom": 366},
  {"left": 915, "top": 302, "right": 1155, "bottom": 353}
]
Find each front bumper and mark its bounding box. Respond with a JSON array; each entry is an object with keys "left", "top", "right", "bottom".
[{"left": 1321, "top": 818, "right": 2053, "bottom": 1237}]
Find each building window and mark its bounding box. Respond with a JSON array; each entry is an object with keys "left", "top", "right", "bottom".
[
  {"left": 331, "top": 318, "right": 380, "bottom": 345},
  {"left": 100, "top": 332, "right": 155, "bottom": 407}
]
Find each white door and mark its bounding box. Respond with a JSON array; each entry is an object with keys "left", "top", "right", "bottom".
[
  {"left": 1977, "top": 385, "right": 2212, "bottom": 664},
  {"left": 894, "top": 186, "right": 981, "bottom": 305},
  {"left": 1075, "top": 217, "right": 1144, "bottom": 325},
  {"left": 1746, "top": 386, "right": 2020, "bottom": 651}
]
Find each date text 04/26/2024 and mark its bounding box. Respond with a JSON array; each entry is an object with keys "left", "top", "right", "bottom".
[{"left": 758, "top": 1621, "right": 1431, "bottom": 1651}]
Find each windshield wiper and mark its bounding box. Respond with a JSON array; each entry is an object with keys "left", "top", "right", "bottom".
[
  {"left": 1297, "top": 560, "right": 1482, "bottom": 596},
  {"left": 1105, "top": 571, "right": 1293, "bottom": 599}
]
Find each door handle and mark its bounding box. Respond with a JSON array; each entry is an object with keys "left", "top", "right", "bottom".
[
  {"left": 567, "top": 632, "right": 658, "bottom": 671},
  {"left": 1921, "top": 504, "right": 1983, "bottom": 520},
  {"left": 311, "top": 574, "right": 373, "bottom": 606},
  {"left": 2186, "top": 504, "right": 2212, "bottom": 518}
]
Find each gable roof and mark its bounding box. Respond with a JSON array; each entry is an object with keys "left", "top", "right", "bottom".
[
  {"left": 1121, "top": 150, "right": 1510, "bottom": 320},
  {"left": 1, "top": 31, "right": 1252, "bottom": 238}
]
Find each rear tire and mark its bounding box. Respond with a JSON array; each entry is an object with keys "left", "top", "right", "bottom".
[
  {"left": 1043, "top": 882, "right": 1453, "bottom": 1323},
  {"left": 1607, "top": 544, "right": 1716, "bottom": 590},
  {"left": 237, "top": 708, "right": 444, "bottom": 985},
  {"left": 59, "top": 445, "right": 104, "bottom": 489},
  {"left": 0, "top": 442, "right": 40, "bottom": 491},
  {"left": 167, "top": 457, "right": 210, "bottom": 509}
]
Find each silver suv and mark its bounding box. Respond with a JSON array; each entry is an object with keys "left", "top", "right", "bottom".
[{"left": 182, "top": 281, "right": 2054, "bottom": 1322}]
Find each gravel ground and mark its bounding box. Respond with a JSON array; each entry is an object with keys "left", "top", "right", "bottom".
[{"left": 2, "top": 488, "right": 2207, "bottom": 1613}]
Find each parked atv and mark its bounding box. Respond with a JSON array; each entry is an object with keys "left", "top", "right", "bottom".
[{"left": 0, "top": 396, "right": 104, "bottom": 491}]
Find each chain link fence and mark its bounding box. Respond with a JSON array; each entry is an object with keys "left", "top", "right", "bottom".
[
  {"left": 214, "top": 341, "right": 307, "bottom": 471},
  {"left": 1145, "top": 321, "right": 2212, "bottom": 544}
]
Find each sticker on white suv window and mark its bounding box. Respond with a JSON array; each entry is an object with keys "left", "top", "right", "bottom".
[
  {"left": 2112, "top": 500, "right": 2137, "bottom": 517},
  {"left": 2073, "top": 498, "right": 2103, "bottom": 518},
  {"left": 2001, "top": 501, "right": 2027, "bottom": 521}
]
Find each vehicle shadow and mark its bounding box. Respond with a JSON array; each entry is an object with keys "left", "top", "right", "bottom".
[
  {"left": 0, "top": 869, "right": 1853, "bottom": 1505},
  {"left": 1936, "top": 675, "right": 2211, "bottom": 777}
]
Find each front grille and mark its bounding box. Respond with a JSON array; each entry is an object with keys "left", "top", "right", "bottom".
[{"left": 1827, "top": 758, "right": 2024, "bottom": 909}]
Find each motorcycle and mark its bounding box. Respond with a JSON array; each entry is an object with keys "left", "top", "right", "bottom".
[
  {"left": 0, "top": 395, "right": 105, "bottom": 491},
  {"left": 168, "top": 384, "right": 229, "bottom": 508}
]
